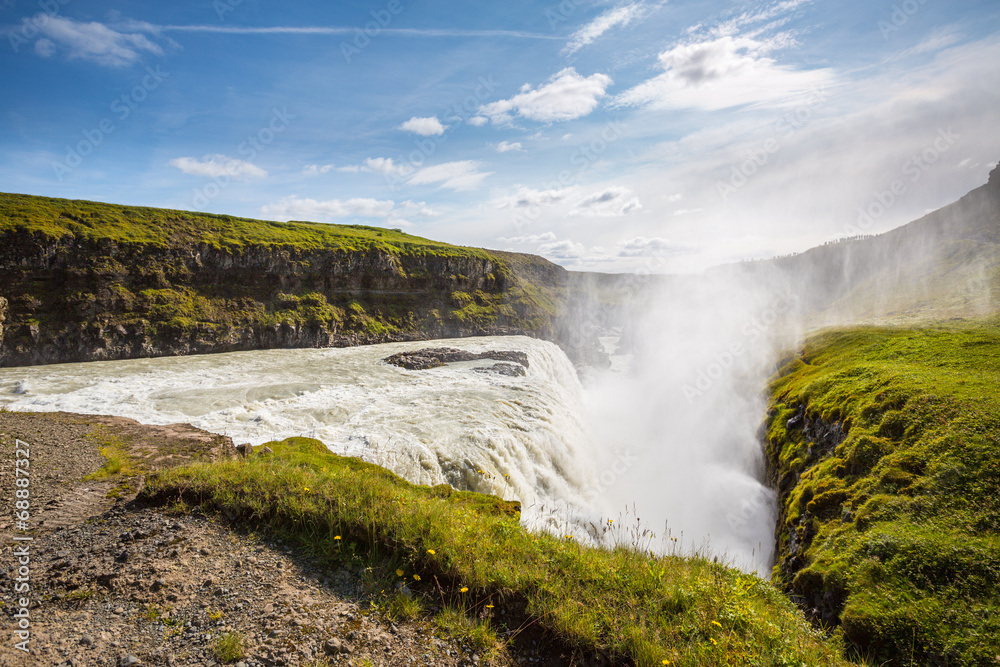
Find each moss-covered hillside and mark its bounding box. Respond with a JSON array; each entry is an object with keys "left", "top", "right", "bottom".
[
  {"left": 141, "top": 436, "right": 853, "bottom": 666},
  {"left": 0, "top": 192, "right": 582, "bottom": 366},
  {"left": 764, "top": 319, "right": 1000, "bottom": 665}
]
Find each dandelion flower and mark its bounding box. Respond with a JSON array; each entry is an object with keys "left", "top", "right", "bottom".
[
  {"left": 334, "top": 535, "right": 342, "bottom": 540},
  {"left": 485, "top": 604, "right": 494, "bottom": 609},
  {"left": 413, "top": 574, "right": 421, "bottom": 581},
  {"left": 303, "top": 487, "right": 310, "bottom": 492},
  {"left": 396, "top": 569, "right": 404, "bottom": 577},
  {"left": 427, "top": 549, "right": 436, "bottom": 555},
  {"left": 710, "top": 638, "right": 717, "bottom": 646},
  {"left": 460, "top": 587, "right": 469, "bottom": 593},
  {"left": 711, "top": 620, "right": 722, "bottom": 628},
  {"left": 564, "top": 535, "right": 573, "bottom": 539},
  {"left": 662, "top": 661, "right": 671, "bottom": 666}
]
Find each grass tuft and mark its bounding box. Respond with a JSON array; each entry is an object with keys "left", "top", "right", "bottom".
[{"left": 212, "top": 631, "right": 246, "bottom": 663}]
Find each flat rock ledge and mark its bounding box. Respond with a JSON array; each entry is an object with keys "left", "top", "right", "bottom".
[{"left": 383, "top": 348, "right": 529, "bottom": 372}]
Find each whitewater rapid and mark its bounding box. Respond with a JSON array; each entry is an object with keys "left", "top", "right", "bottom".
[
  {"left": 0, "top": 337, "right": 606, "bottom": 532},
  {"left": 0, "top": 334, "right": 777, "bottom": 576}
]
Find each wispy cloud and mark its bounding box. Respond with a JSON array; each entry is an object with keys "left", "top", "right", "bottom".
[
  {"left": 495, "top": 141, "right": 524, "bottom": 153},
  {"left": 493, "top": 186, "right": 579, "bottom": 210},
  {"left": 259, "top": 196, "right": 438, "bottom": 226},
  {"left": 498, "top": 231, "right": 558, "bottom": 244},
  {"left": 570, "top": 186, "right": 642, "bottom": 217},
  {"left": 30, "top": 15, "right": 164, "bottom": 67},
  {"left": 168, "top": 155, "right": 266, "bottom": 179},
  {"left": 407, "top": 160, "right": 492, "bottom": 191},
  {"left": 617, "top": 236, "right": 697, "bottom": 257},
  {"left": 614, "top": 33, "right": 832, "bottom": 111},
  {"left": 563, "top": 3, "right": 646, "bottom": 56},
  {"left": 156, "top": 25, "right": 561, "bottom": 40},
  {"left": 303, "top": 164, "right": 334, "bottom": 175},
  {"left": 337, "top": 157, "right": 491, "bottom": 190},
  {"left": 614, "top": 0, "right": 833, "bottom": 111},
  {"left": 478, "top": 68, "right": 613, "bottom": 124}
]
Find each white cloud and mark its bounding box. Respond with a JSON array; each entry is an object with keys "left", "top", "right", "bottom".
[
  {"left": 495, "top": 141, "right": 524, "bottom": 153},
  {"left": 33, "top": 15, "right": 163, "bottom": 67},
  {"left": 259, "top": 196, "right": 438, "bottom": 227},
  {"left": 478, "top": 68, "right": 613, "bottom": 124},
  {"left": 335, "top": 158, "right": 490, "bottom": 190},
  {"left": 303, "top": 164, "right": 334, "bottom": 175},
  {"left": 407, "top": 160, "right": 492, "bottom": 191},
  {"left": 537, "top": 239, "right": 589, "bottom": 260},
  {"left": 399, "top": 116, "right": 447, "bottom": 136},
  {"left": 260, "top": 196, "right": 397, "bottom": 221},
  {"left": 337, "top": 157, "right": 411, "bottom": 177},
  {"left": 673, "top": 208, "right": 704, "bottom": 216},
  {"left": 493, "top": 186, "right": 579, "bottom": 210},
  {"left": 563, "top": 3, "right": 645, "bottom": 56},
  {"left": 168, "top": 155, "right": 267, "bottom": 180},
  {"left": 614, "top": 34, "right": 833, "bottom": 111},
  {"left": 617, "top": 236, "right": 697, "bottom": 257},
  {"left": 667, "top": 193, "right": 683, "bottom": 202},
  {"left": 570, "top": 186, "right": 642, "bottom": 217},
  {"left": 34, "top": 38, "right": 56, "bottom": 57},
  {"left": 498, "top": 232, "right": 558, "bottom": 244},
  {"left": 467, "top": 116, "right": 488, "bottom": 127}
]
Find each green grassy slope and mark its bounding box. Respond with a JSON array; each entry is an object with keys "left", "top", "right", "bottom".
[
  {"left": 0, "top": 191, "right": 494, "bottom": 259},
  {"left": 141, "top": 437, "right": 853, "bottom": 667},
  {"left": 0, "top": 192, "right": 581, "bottom": 366},
  {"left": 765, "top": 319, "right": 1000, "bottom": 665}
]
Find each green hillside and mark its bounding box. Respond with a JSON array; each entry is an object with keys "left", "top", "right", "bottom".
[
  {"left": 0, "top": 191, "right": 493, "bottom": 259},
  {"left": 141, "top": 437, "right": 853, "bottom": 667},
  {"left": 0, "top": 192, "right": 588, "bottom": 367},
  {"left": 765, "top": 319, "right": 1000, "bottom": 665}
]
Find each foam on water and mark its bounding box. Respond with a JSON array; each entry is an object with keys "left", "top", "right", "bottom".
[{"left": 0, "top": 336, "right": 605, "bottom": 532}]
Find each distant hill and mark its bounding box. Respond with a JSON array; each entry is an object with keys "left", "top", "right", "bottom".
[{"left": 727, "top": 163, "right": 1000, "bottom": 325}]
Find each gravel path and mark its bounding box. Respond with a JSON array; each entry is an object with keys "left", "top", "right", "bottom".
[{"left": 0, "top": 411, "right": 575, "bottom": 667}]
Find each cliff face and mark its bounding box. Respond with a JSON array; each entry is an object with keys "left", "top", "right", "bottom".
[{"left": 0, "top": 194, "right": 588, "bottom": 367}]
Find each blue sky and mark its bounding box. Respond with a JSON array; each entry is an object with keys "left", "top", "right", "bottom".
[{"left": 1, "top": 0, "right": 998, "bottom": 272}]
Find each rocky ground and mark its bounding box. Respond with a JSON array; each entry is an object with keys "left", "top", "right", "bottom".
[{"left": 0, "top": 411, "right": 571, "bottom": 667}]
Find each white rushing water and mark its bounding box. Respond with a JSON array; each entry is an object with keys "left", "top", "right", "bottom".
[
  {"left": 0, "top": 332, "right": 777, "bottom": 576},
  {"left": 0, "top": 337, "right": 606, "bottom": 533}
]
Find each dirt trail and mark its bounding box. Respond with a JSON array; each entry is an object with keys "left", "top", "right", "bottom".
[{"left": 0, "top": 411, "right": 571, "bottom": 667}]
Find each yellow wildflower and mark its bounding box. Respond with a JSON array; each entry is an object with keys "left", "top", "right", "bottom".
[
  {"left": 334, "top": 535, "right": 341, "bottom": 540},
  {"left": 460, "top": 587, "right": 469, "bottom": 593},
  {"left": 427, "top": 549, "right": 436, "bottom": 555},
  {"left": 413, "top": 574, "right": 421, "bottom": 581},
  {"left": 396, "top": 569, "right": 404, "bottom": 577}
]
